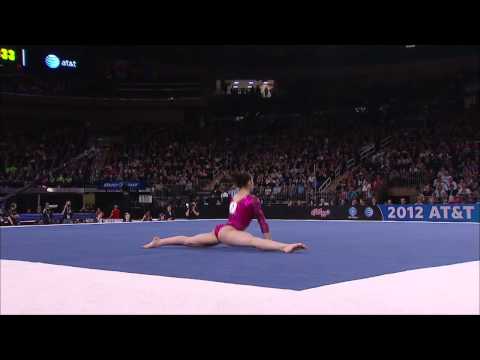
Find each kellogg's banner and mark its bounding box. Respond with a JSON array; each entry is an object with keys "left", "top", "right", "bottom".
[{"left": 378, "top": 203, "right": 479, "bottom": 223}]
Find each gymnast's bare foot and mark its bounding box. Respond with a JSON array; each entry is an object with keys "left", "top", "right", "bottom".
[
  {"left": 143, "top": 236, "right": 161, "bottom": 249},
  {"left": 282, "top": 243, "right": 307, "bottom": 253}
]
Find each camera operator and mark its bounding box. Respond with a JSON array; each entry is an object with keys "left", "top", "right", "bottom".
[
  {"left": 42, "top": 202, "right": 53, "bottom": 224},
  {"left": 185, "top": 201, "right": 200, "bottom": 219},
  {"left": 62, "top": 200, "right": 73, "bottom": 224}
]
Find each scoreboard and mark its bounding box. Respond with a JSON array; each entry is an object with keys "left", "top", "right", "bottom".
[{"left": 0, "top": 47, "right": 26, "bottom": 72}]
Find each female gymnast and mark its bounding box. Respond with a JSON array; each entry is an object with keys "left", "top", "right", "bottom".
[{"left": 143, "top": 172, "right": 306, "bottom": 253}]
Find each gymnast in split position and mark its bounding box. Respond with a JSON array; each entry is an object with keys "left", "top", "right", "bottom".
[{"left": 143, "top": 172, "right": 306, "bottom": 253}]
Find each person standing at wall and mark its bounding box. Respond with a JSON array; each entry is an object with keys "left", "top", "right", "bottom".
[
  {"left": 42, "top": 202, "right": 53, "bottom": 224},
  {"left": 166, "top": 204, "right": 175, "bottom": 221},
  {"left": 109, "top": 205, "right": 121, "bottom": 220},
  {"left": 62, "top": 200, "right": 73, "bottom": 224},
  {"left": 7, "top": 203, "right": 19, "bottom": 226},
  {"left": 96, "top": 208, "right": 104, "bottom": 222}
]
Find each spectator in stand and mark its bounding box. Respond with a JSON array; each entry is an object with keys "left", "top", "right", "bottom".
[
  {"left": 124, "top": 212, "right": 132, "bottom": 222},
  {"left": 400, "top": 198, "right": 407, "bottom": 205},
  {"left": 319, "top": 198, "right": 329, "bottom": 207},
  {"left": 422, "top": 184, "right": 433, "bottom": 198},
  {"left": 141, "top": 210, "right": 152, "bottom": 221},
  {"left": 448, "top": 195, "right": 457, "bottom": 204},
  {"left": 347, "top": 186, "right": 358, "bottom": 202},
  {"left": 1, "top": 97, "right": 477, "bottom": 207},
  {"left": 109, "top": 205, "right": 121, "bottom": 219},
  {"left": 447, "top": 178, "right": 458, "bottom": 196},
  {"left": 414, "top": 195, "right": 424, "bottom": 205},
  {"left": 221, "top": 190, "right": 229, "bottom": 204}
]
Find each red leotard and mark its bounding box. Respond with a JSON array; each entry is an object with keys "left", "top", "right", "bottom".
[{"left": 214, "top": 194, "right": 269, "bottom": 239}]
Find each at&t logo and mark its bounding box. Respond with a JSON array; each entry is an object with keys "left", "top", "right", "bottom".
[
  {"left": 45, "top": 54, "right": 60, "bottom": 69},
  {"left": 348, "top": 207, "right": 358, "bottom": 219},
  {"left": 45, "top": 54, "right": 77, "bottom": 69},
  {"left": 364, "top": 207, "right": 374, "bottom": 218}
]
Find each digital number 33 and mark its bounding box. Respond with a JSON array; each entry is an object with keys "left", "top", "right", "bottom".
[{"left": 0, "top": 48, "right": 16, "bottom": 61}]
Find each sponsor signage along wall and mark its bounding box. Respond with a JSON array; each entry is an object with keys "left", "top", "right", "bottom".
[
  {"left": 45, "top": 53, "right": 78, "bottom": 69},
  {"left": 378, "top": 204, "right": 479, "bottom": 223},
  {"left": 98, "top": 181, "right": 145, "bottom": 191},
  {"left": 198, "top": 204, "right": 478, "bottom": 223}
]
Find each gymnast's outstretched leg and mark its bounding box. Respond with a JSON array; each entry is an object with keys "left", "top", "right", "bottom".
[
  {"left": 143, "top": 232, "right": 219, "bottom": 249},
  {"left": 218, "top": 227, "right": 306, "bottom": 253}
]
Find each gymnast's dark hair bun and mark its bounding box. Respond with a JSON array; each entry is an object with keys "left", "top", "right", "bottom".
[{"left": 231, "top": 172, "right": 252, "bottom": 188}]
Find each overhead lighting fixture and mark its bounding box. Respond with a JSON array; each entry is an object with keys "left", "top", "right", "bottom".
[
  {"left": 405, "top": 45, "right": 416, "bottom": 48},
  {"left": 233, "top": 81, "right": 239, "bottom": 84}
]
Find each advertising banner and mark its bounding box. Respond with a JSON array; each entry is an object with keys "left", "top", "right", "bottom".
[
  {"left": 307, "top": 205, "right": 383, "bottom": 221},
  {"left": 25, "top": 47, "right": 86, "bottom": 75},
  {"left": 378, "top": 203, "right": 479, "bottom": 223},
  {"left": 198, "top": 203, "right": 479, "bottom": 223},
  {"left": 98, "top": 181, "right": 145, "bottom": 191},
  {"left": 18, "top": 212, "right": 96, "bottom": 223}
]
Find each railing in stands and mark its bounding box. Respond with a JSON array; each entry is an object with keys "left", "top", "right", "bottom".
[
  {"left": 317, "top": 135, "right": 395, "bottom": 200},
  {"left": 318, "top": 177, "right": 331, "bottom": 192},
  {"left": 388, "top": 171, "right": 428, "bottom": 187},
  {"left": 381, "top": 136, "right": 393, "bottom": 149},
  {"left": 346, "top": 158, "right": 356, "bottom": 170},
  {"left": 334, "top": 165, "right": 342, "bottom": 178},
  {"left": 360, "top": 144, "right": 375, "bottom": 161}
]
